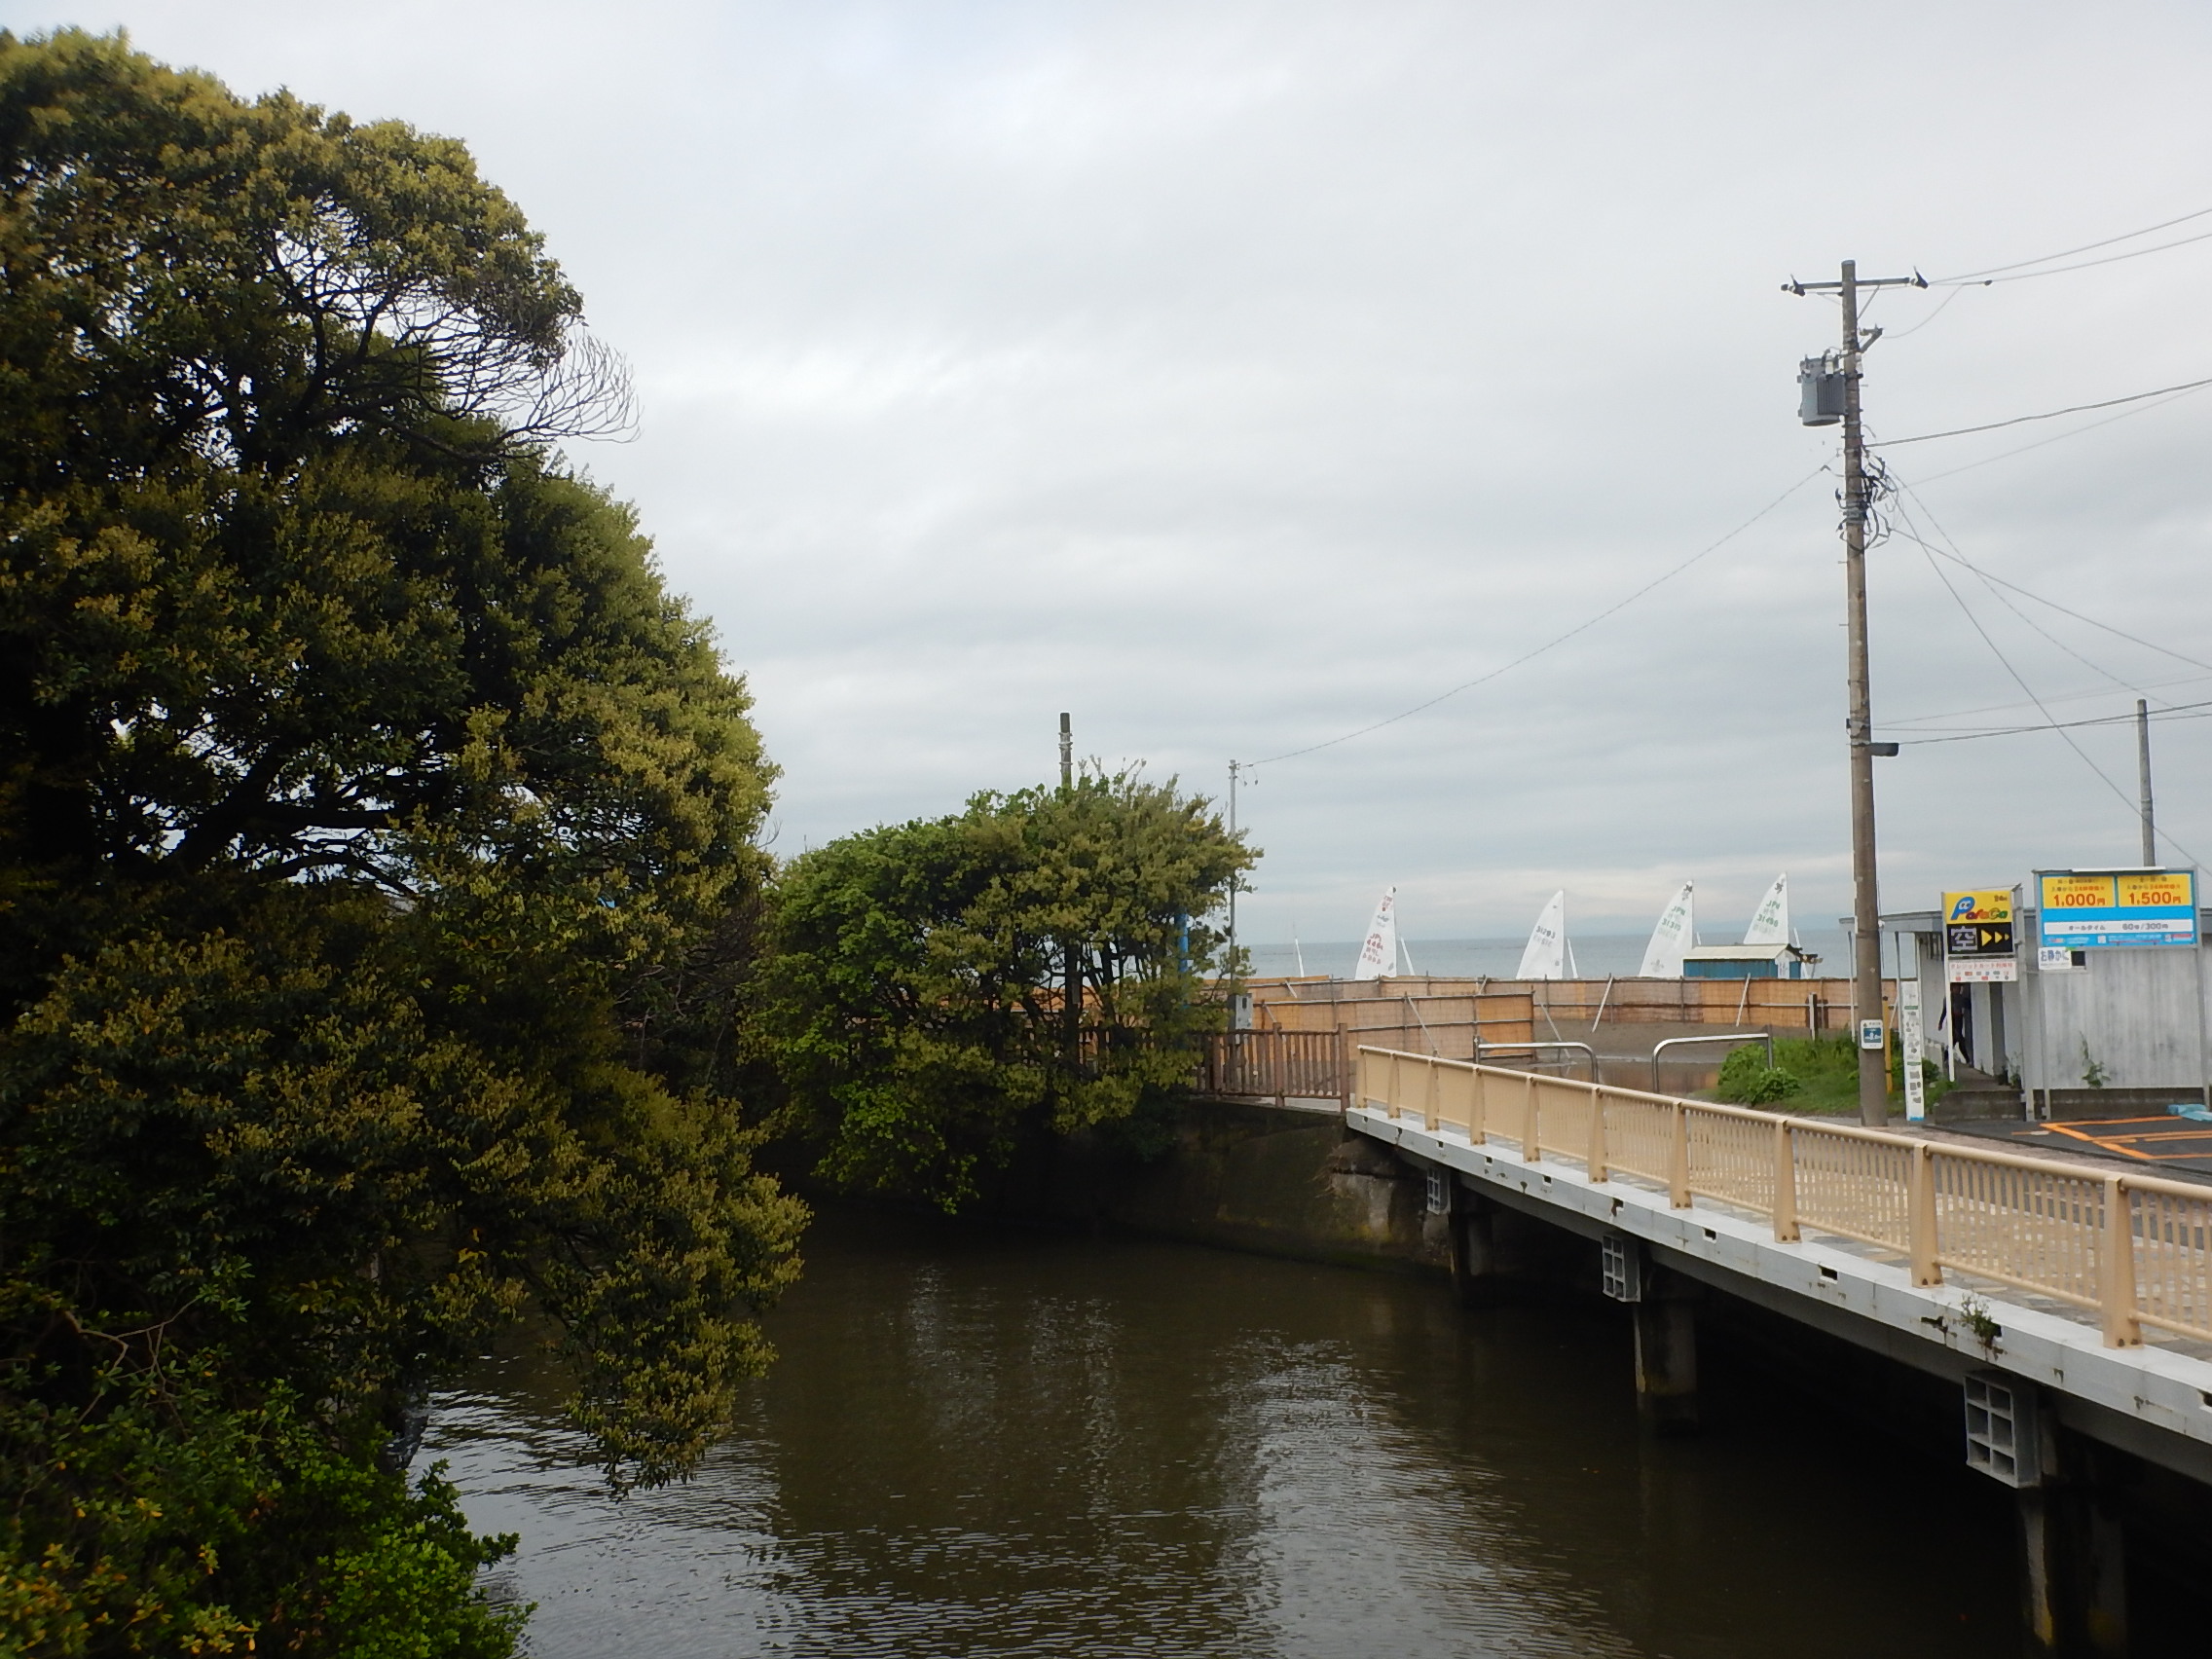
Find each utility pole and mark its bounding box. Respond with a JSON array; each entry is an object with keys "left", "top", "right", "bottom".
[
  {"left": 2137, "top": 698, "right": 2157, "bottom": 866},
  {"left": 1059, "top": 711, "right": 1073, "bottom": 792},
  {"left": 1788, "top": 258, "right": 1924, "bottom": 1125}
]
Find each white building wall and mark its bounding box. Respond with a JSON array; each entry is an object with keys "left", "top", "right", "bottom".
[{"left": 2019, "top": 930, "right": 2207, "bottom": 1093}]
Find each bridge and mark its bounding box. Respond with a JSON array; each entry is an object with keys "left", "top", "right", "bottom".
[{"left": 1197, "top": 1029, "right": 2212, "bottom": 1655}]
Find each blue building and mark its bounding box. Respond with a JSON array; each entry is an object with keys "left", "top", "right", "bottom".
[{"left": 1681, "top": 942, "right": 1814, "bottom": 980}]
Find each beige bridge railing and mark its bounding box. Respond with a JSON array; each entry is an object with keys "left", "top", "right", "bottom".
[{"left": 1354, "top": 1046, "right": 2212, "bottom": 1350}]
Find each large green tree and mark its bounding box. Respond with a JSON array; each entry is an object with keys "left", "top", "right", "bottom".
[
  {"left": 753, "top": 771, "right": 1252, "bottom": 1212},
  {"left": 0, "top": 30, "right": 803, "bottom": 1651}
]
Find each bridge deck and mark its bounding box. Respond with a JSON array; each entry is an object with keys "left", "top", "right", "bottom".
[{"left": 1345, "top": 1048, "right": 2212, "bottom": 1483}]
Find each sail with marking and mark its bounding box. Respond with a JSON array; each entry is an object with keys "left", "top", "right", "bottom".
[
  {"left": 1743, "top": 873, "right": 1789, "bottom": 946},
  {"left": 1517, "top": 890, "right": 1567, "bottom": 980},
  {"left": 1639, "top": 881, "right": 1695, "bottom": 977},
  {"left": 1351, "top": 886, "right": 1398, "bottom": 980}
]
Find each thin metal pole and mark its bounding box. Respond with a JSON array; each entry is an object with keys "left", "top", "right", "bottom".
[
  {"left": 1839, "top": 260, "right": 1888, "bottom": 1126},
  {"left": 1227, "top": 759, "right": 1240, "bottom": 993},
  {"left": 2137, "top": 698, "right": 2157, "bottom": 865},
  {"left": 1059, "top": 714, "right": 1080, "bottom": 1060}
]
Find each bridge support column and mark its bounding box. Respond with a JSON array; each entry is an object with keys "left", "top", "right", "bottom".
[
  {"left": 1450, "top": 1187, "right": 1503, "bottom": 1305},
  {"left": 1632, "top": 1273, "right": 1698, "bottom": 1435},
  {"left": 2017, "top": 1431, "right": 2128, "bottom": 1657}
]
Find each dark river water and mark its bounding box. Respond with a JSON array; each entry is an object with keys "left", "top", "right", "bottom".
[{"left": 432, "top": 1209, "right": 2020, "bottom": 1658}]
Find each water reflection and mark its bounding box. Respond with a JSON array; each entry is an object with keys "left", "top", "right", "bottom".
[{"left": 432, "top": 1207, "right": 2017, "bottom": 1657}]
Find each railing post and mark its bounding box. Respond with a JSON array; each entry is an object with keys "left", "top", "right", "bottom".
[
  {"left": 1772, "top": 1118, "right": 1799, "bottom": 1241},
  {"left": 1586, "top": 1083, "right": 1608, "bottom": 1182},
  {"left": 1669, "top": 1102, "right": 1690, "bottom": 1207},
  {"left": 2101, "top": 1174, "right": 2143, "bottom": 1347},
  {"left": 1470, "top": 1064, "right": 1487, "bottom": 1145},
  {"left": 1387, "top": 1050, "right": 1403, "bottom": 1119},
  {"left": 1526, "top": 1073, "right": 1542, "bottom": 1164},
  {"left": 1909, "top": 1144, "right": 1941, "bottom": 1286},
  {"left": 1423, "top": 1055, "right": 1439, "bottom": 1131},
  {"left": 1523, "top": 1070, "right": 1537, "bottom": 1161}
]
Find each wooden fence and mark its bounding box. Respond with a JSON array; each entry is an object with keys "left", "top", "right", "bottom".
[
  {"left": 1247, "top": 983, "right": 1536, "bottom": 1059},
  {"left": 1353, "top": 1046, "right": 2212, "bottom": 1348},
  {"left": 1197, "top": 1030, "right": 1350, "bottom": 1105},
  {"left": 1250, "top": 975, "right": 1882, "bottom": 1034}
]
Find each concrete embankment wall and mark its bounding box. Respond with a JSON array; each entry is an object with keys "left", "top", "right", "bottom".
[{"left": 1012, "top": 1101, "right": 1456, "bottom": 1272}]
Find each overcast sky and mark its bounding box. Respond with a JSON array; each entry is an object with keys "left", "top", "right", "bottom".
[{"left": 17, "top": 1, "right": 2212, "bottom": 942}]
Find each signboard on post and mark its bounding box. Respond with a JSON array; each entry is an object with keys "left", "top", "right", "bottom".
[
  {"left": 1943, "top": 889, "right": 2018, "bottom": 983},
  {"left": 1898, "top": 938, "right": 1927, "bottom": 1123},
  {"left": 2036, "top": 869, "right": 2198, "bottom": 950}
]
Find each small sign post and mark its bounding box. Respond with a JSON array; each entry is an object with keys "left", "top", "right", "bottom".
[{"left": 1899, "top": 939, "right": 1926, "bottom": 1122}]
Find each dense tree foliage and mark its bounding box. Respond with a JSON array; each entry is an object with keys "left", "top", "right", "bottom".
[
  {"left": 752, "top": 771, "right": 1251, "bottom": 1211},
  {"left": 0, "top": 31, "right": 803, "bottom": 1651}
]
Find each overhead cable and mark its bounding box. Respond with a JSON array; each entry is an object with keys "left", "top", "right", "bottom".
[
  {"left": 1897, "top": 698, "right": 2212, "bottom": 745},
  {"left": 1892, "top": 493, "right": 2203, "bottom": 866},
  {"left": 1889, "top": 670, "right": 2212, "bottom": 730},
  {"left": 1872, "top": 376, "right": 2212, "bottom": 447},
  {"left": 1889, "top": 488, "right": 2212, "bottom": 676},
  {"left": 1936, "top": 204, "right": 2212, "bottom": 281},
  {"left": 1914, "top": 386, "right": 2208, "bottom": 484},
  {"left": 1933, "top": 204, "right": 2212, "bottom": 285},
  {"left": 1246, "top": 469, "right": 1825, "bottom": 767}
]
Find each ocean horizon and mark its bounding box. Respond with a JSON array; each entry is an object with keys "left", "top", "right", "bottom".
[{"left": 1242, "top": 929, "right": 1855, "bottom": 981}]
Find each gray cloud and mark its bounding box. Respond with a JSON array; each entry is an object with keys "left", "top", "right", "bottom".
[{"left": 23, "top": 0, "right": 2212, "bottom": 940}]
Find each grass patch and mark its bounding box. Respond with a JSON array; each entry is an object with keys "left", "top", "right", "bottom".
[{"left": 1707, "top": 1033, "right": 1952, "bottom": 1116}]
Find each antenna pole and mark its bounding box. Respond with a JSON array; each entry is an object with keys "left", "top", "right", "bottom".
[
  {"left": 2138, "top": 699, "right": 2157, "bottom": 864},
  {"left": 1227, "top": 759, "right": 1240, "bottom": 991}
]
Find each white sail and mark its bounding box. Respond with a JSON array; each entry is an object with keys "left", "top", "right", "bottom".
[
  {"left": 1517, "top": 890, "right": 1567, "bottom": 980},
  {"left": 1351, "top": 886, "right": 1398, "bottom": 980},
  {"left": 1639, "top": 881, "right": 1695, "bottom": 977},
  {"left": 1743, "top": 873, "right": 1789, "bottom": 946}
]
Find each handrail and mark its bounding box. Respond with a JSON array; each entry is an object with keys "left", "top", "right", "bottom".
[
  {"left": 1649, "top": 1031, "right": 1773, "bottom": 1093},
  {"left": 1477, "top": 1044, "right": 1601, "bottom": 1084},
  {"left": 1348, "top": 1044, "right": 2212, "bottom": 1350}
]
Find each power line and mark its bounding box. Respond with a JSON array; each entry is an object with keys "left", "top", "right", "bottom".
[
  {"left": 1934, "top": 204, "right": 2212, "bottom": 284},
  {"left": 1246, "top": 467, "right": 1825, "bottom": 767},
  {"left": 1893, "top": 494, "right": 2204, "bottom": 867},
  {"left": 1914, "top": 385, "right": 2209, "bottom": 484},
  {"left": 1936, "top": 204, "right": 2212, "bottom": 281},
  {"left": 1888, "top": 670, "right": 2212, "bottom": 730},
  {"left": 1897, "top": 699, "right": 2212, "bottom": 745},
  {"left": 1873, "top": 375, "right": 2212, "bottom": 447},
  {"left": 1920, "top": 526, "right": 2157, "bottom": 702},
  {"left": 1887, "top": 487, "right": 2212, "bottom": 675},
  {"left": 1881, "top": 285, "right": 1967, "bottom": 341}
]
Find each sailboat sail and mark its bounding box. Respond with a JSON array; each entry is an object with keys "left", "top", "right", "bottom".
[
  {"left": 1351, "top": 886, "right": 1398, "bottom": 981},
  {"left": 1743, "top": 873, "right": 1789, "bottom": 946},
  {"left": 1639, "top": 881, "right": 1695, "bottom": 977},
  {"left": 1517, "top": 890, "right": 1567, "bottom": 980}
]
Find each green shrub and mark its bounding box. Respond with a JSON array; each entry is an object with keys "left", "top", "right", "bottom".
[{"left": 1715, "top": 1045, "right": 1804, "bottom": 1103}]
